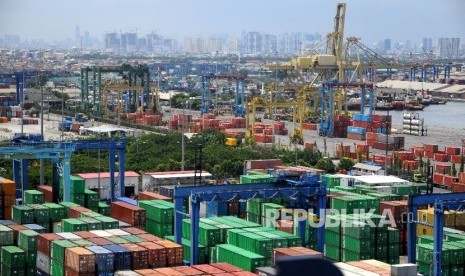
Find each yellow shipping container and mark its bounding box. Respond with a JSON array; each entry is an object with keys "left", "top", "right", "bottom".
[
  {"left": 418, "top": 208, "right": 455, "bottom": 227},
  {"left": 417, "top": 224, "right": 434, "bottom": 237},
  {"left": 455, "top": 211, "right": 465, "bottom": 226}
]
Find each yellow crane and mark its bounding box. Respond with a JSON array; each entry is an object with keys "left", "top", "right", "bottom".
[{"left": 245, "top": 97, "right": 304, "bottom": 144}]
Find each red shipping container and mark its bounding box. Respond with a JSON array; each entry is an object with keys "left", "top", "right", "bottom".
[
  {"left": 172, "top": 266, "right": 205, "bottom": 275},
  {"left": 192, "top": 264, "right": 225, "bottom": 274},
  {"left": 424, "top": 144, "right": 439, "bottom": 153},
  {"left": 37, "top": 185, "right": 53, "bottom": 202},
  {"left": 123, "top": 227, "right": 148, "bottom": 235},
  {"left": 111, "top": 201, "right": 146, "bottom": 229},
  {"left": 450, "top": 155, "right": 462, "bottom": 164},
  {"left": 444, "top": 175, "right": 459, "bottom": 186},
  {"left": 402, "top": 160, "right": 419, "bottom": 170},
  {"left": 304, "top": 142, "right": 316, "bottom": 150},
  {"left": 137, "top": 234, "right": 163, "bottom": 242},
  {"left": 153, "top": 268, "right": 185, "bottom": 276},
  {"left": 87, "top": 237, "right": 113, "bottom": 246},
  {"left": 434, "top": 153, "right": 449, "bottom": 162},
  {"left": 37, "top": 233, "right": 63, "bottom": 257},
  {"left": 424, "top": 151, "right": 434, "bottom": 159},
  {"left": 138, "top": 241, "right": 167, "bottom": 268},
  {"left": 211, "top": 263, "right": 244, "bottom": 273},
  {"left": 64, "top": 267, "right": 95, "bottom": 276},
  {"left": 120, "top": 243, "right": 149, "bottom": 270},
  {"left": 232, "top": 272, "right": 257, "bottom": 276},
  {"left": 8, "top": 224, "right": 27, "bottom": 243},
  {"left": 435, "top": 163, "right": 451, "bottom": 175},
  {"left": 68, "top": 206, "right": 92, "bottom": 218},
  {"left": 433, "top": 173, "right": 445, "bottom": 185},
  {"left": 352, "top": 120, "right": 370, "bottom": 128},
  {"left": 154, "top": 240, "right": 183, "bottom": 267},
  {"left": 138, "top": 191, "right": 172, "bottom": 202},
  {"left": 460, "top": 172, "right": 465, "bottom": 184},
  {"left": 445, "top": 147, "right": 461, "bottom": 155},
  {"left": 73, "top": 231, "right": 97, "bottom": 240},
  {"left": 65, "top": 247, "right": 96, "bottom": 272},
  {"left": 452, "top": 183, "right": 465, "bottom": 193}
]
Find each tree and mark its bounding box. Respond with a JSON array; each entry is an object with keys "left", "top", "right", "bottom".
[
  {"left": 357, "top": 149, "right": 362, "bottom": 163},
  {"left": 316, "top": 158, "right": 336, "bottom": 173},
  {"left": 323, "top": 138, "right": 328, "bottom": 157},
  {"left": 451, "top": 162, "right": 457, "bottom": 177},
  {"left": 338, "top": 158, "right": 354, "bottom": 172}
]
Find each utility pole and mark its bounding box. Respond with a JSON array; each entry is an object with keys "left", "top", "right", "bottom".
[
  {"left": 181, "top": 101, "right": 186, "bottom": 171},
  {"left": 40, "top": 74, "right": 45, "bottom": 186}
]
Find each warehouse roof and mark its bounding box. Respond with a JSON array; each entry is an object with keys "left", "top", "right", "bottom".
[
  {"left": 76, "top": 171, "right": 139, "bottom": 179},
  {"left": 351, "top": 175, "right": 408, "bottom": 185},
  {"left": 146, "top": 171, "right": 212, "bottom": 179},
  {"left": 353, "top": 163, "right": 382, "bottom": 172}
]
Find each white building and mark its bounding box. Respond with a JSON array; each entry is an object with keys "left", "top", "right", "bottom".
[
  {"left": 75, "top": 171, "right": 140, "bottom": 200},
  {"left": 141, "top": 170, "right": 212, "bottom": 191}
]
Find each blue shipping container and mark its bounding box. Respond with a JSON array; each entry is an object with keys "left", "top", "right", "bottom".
[
  {"left": 347, "top": 126, "right": 367, "bottom": 135},
  {"left": 206, "top": 201, "right": 228, "bottom": 217},
  {"left": 116, "top": 197, "right": 138, "bottom": 206},
  {"left": 23, "top": 224, "right": 46, "bottom": 233},
  {"left": 103, "top": 244, "right": 131, "bottom": 270},
  {"left": 87, "top": 245, "right": 115, "bottom": 272}
]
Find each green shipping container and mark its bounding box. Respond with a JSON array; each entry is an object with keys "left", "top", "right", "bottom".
[
  {"left": 229, "top": 231, "right": 273, "bottom": 257},
  {"left": 0, "top": 225, "right": 14, "bottom": 246},
  {"left": 1, "top": 246, "right": 25, "bottom": 267},
  {"left": 70, "top": 176, "right": 85, "bottom": 194},
  {"left": 29, "top": 204, "right": 50, "bottom": 223},
  {"left": 342, "top": 249, "right": 373, "bottom": 262},
  {"left": 59, "top": 201, "right": 79, "bottom": 216},
  {"left": 182, "top": 219, "right": 221, "bottom": 246},
  {"left": 70, "top": 193, "right": 85, "bottom": 206},
  {"left": 165, "top": 236, "right": 207, "bottom": 264},
  {"left": 325, "top": 244, "right": 341, "bottom": 261},
  {"left": 216, "top": 244, "right": 265, "bottom": 272},
  {"left": 341, "top": 221, "right": 372, "bottom": 239},
  {"left": 1, "top": 265, "right": 25, "bottom": 276},
  {"left": 200, "top": 218, "right": 233, "bottom": 244},
  {"left": 24, "top": 250, "right": 36, "bottom": 266},
  {"left": 267, "top": 230, "right": 301, "bottom": 247},
  {"left": 43, "top": 203, "right": 66, "bottom": 222},
  {"left": 146, "top": 219, "right": 173, "bottom": 237},
  {"left": 62, "top": 218, "right": 87, "bottom": 232},
  {"left": 24, "top": 190, "right": 45, "bottom": 204},
  {"left": 139, "top": 200, "right": 174, "bottom": 223},
  {"left": 94, "top": 216, "right": 119, "bottom": 229},
  {"left": 325, "top": 230, "right": 341, "bottom": 247},
  {"left": 387, "top": 227, "right": 400, "bottom": 243},
  {"left": 98, "top": 202, "right": 111, "bottom": 216},
  {"left": 51, "top": 259, "right": 64, "bottom": 276},
  {"left": 50, "top": 240, "right": 77, "bottom": 264},
  {"left": 78, "top": 217, "right": 102, "bottom": 230},
  {"left": 418, "top": 243, "right": 451, "bottom": 265},
  {"left": 342, "top": 235, "right": 372, "bottom": 253},
  {"left": 18, "top": 230, "right": 39, "bottom": 251},
  {"left": 12, "top": 205, "right": 34, "bottom": 224},
  {"left": 254, "top": 231, "right": 288, "bottom": 248},
  {"left": 84, "top": 189, "right": 99, "bottom": 210},
  {"left": 121, "top": 235, "right": 146, "bottom": 243},
  {"left": 72, "top": 239, "right": 94, "bottom": 247}
]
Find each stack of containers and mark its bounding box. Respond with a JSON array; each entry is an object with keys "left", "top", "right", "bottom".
[
  {"left": 50, "top": 239, "right": 78, "bottom": 276},
  {"left": 66, "top": 176, "right": 86, "bottom": 206},
  {"left": 182, "top": 219, "right": 221, "bottom": 260},
  {"left": 98, "top": 202, "right": 111, "bottom": 216},
  {"left": 261, "top": 203, "right": 284, "bottom": 227},
  {"left": 137, "top": 241, "right": 167, "bottom": 268},
  {"left": 138, "top": 200, "right": 174, "bottom": 237},
  {"left": 111, "top": 201, "right": 146, "bottom": 229},
  {"left": 18, "top": 229, "right": 39, "bottom": 275},
  {"left": 1, "top": 179, "right": 16, "bottom": 219},
  {"left": 12, "top": 205, "right": 35, "bottom": 225},
  {"left": 333, "top": 114, "right": 350, "bottom": 138},
  {"left": 87, "top": 245, "right": 114, "bottom": 274},
  {"left": 120, "top": 243, "right": 150, "bottom": 270},
  {"left": 29, "top": 204, "right": 51, "bottom": 232},
  {"left": 44, "top": 203, "right": 67, "bottom": 232},
  {"left": 65, "top": 247, "right": 96, "bottom": 275},
  {"left": 165, "top": 235, "right": 208, "bottom": 264},
  {"left": 348, "top": 113, "right": 371, "bottom": 141},
  {"left": 151, "top": 239, "right": 184, "bottom": 267},
  {"left": 1, "top": 246, "right": 25, "bottom": 275},
  {"left": 36, "top": 233, "right": 62, "bottom": 275},
  {"left": 215, "top": 244, "right": 265, "bottom": 272},
  {"left": 84, "top": 189, "right": 99, "bottom": 211}
]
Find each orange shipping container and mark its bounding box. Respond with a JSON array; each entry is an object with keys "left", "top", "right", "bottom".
[
  {"left": 65, "top": 247, "right": 96, "bottom": 272},
  {"left": 0, "top": 179, "right": 16, "bottom": 195}
]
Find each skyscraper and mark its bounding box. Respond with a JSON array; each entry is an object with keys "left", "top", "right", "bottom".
[
  {"left": 422, "top": 37, "right": 432, "bottom": 53},
  {"left": 451, "top": 38, "right": 460, "bottom": 58},
  {"left": 383, "top": 39, "right": 391, "bottom": 52},
  {"left": 75, "top": 26, "right": 81, "bottom": 42},
  {"left": 437, "top": 38, "right": 451, "bottom": 58}
]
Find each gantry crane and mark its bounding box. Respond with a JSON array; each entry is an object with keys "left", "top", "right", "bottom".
[{"left": 246, "top": 97, "right": 304, "bottom": 144}]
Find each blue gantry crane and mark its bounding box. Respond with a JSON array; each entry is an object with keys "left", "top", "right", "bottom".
[
  {"left": 9, "top": 133, "right": 127, "bottom": 202},
  {"left": 407, "top": 192, "right": 465, "bottom": 276},
  {"left": 173, "top": 175, "right": 327, "bottom": 265},
  {"left": 201, "top": 74, "right": 246, "bottom": 117}
]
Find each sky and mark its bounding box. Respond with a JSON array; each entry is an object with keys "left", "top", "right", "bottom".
[{"left": 1, "top": 0, "right": 464, "bottom": 45}]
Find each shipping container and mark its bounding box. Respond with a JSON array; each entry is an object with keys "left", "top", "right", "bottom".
[
  {"left": 103, "top": 244, "right": 131, "bottom": 271},
  {"left": 24, "top": 190, "right": 45, "bottom": 204},
  {"left": 65, "top": 247, "right": 96, "bottom": 272},
  {"left": 0, "top": 224, "right": 14, "bottom": 245},
  {"left": 51, "top": 240, "right": 77, "bottom": 264},
  {"left": 86, "top": 245, "right": 114, "bottom": 273},
  {"left": 216, "top": 244, "right": 265, "bottom": 272},
  {"left": 111, "top": 201, "right": 146, "bottom": 229},
  {"left": 18, "top": 229, "right": 38, "bottom": 251},
  {"left": 37, "top": 233, "right": 62, "bottom": 256}
]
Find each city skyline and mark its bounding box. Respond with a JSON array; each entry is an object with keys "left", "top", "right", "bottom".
[{"left": 1, "top": 0, "right": 464, "bottom": 46}]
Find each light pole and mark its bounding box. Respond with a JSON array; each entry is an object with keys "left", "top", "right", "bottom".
[
  {"left": 46, "top": 97, "right": 51, "bottom": 120},
  {"left": 61, "top": 81, "right": 65, "bottom": 140},
  {"left": 40, "top": 74, "right": 45, "bottom": 186},
  {"left": 181, "top": 101, "right": 186, "bottom": 171},
  {"left": 384, "top": 109, "right": 390, "bottom": 176}
]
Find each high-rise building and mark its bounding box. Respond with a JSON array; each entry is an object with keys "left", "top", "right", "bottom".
[
  {"left": 422, "top": 37, "right": 433, "bottom": 53},
  {"left": 75, "top": 26, "right": 80, "bottom": 42},
  {"left": 451, "top": 38, "right": 460, "bottom": 58},
  {"left": 104, "top": 33, "right": 120, "bottom": 52},
  {"left": 263, "top": 34, "right": 277, "bottom": 54},
  {"left": 245, "top": 32, "right": 263, "bottom": 54},
  {"left": 437, "top": 38, "right": 452, "bottom": 58},
  {"left": 121, "top": 33, "right": 138, "bottom": 52},
  {"left": 4, "top": 35, "right": 20, "bottom": 48},
  {"left": 383, "top": 39, "right": 391, "bottom": 51}
]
